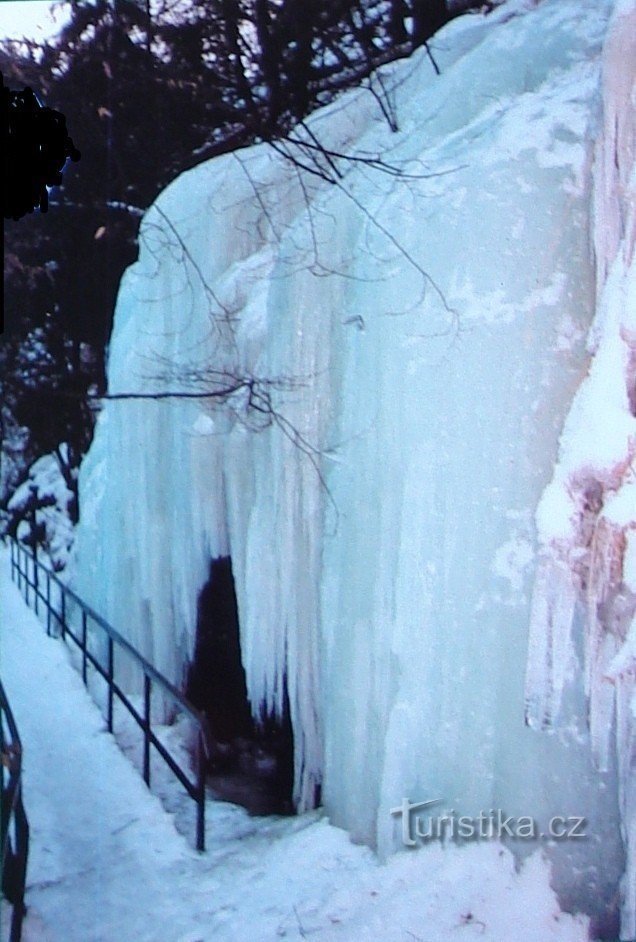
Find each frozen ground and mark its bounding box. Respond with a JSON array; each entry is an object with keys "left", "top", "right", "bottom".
[{"left": 1, "top": 548, "right": 590, "bottom": 942}]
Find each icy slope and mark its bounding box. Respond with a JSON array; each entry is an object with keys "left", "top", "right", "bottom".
[{"left": 75, "top": 0, "right": 629, "bottom": 933}]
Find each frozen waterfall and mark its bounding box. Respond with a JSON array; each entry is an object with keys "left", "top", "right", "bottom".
[{"left": 74, "top": 0, "right": 634, "bottom": 934}]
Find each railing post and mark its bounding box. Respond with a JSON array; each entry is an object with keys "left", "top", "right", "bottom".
[
  {"left": 107, "top": 638, "right": 114, "bottom": 733},
  {"left": 33, "top": 556, "right": 39, "bottom": 617},
  {"left": 46, "top": 571, "right": 51, "bottom": 637},
  {"left": 0, "top": 679, "right": 30, "bottom": 942},
  {"left": 11, "top": 792, "right": 28, "bottom": 942},
  {"left": 81, "top": 611, "right": 88, "bottom": 685},
  {"left": 143, "top": 675, "right": 151, "bottom": 786},
  {"left": 196, "top": 731, "right": 206, "bottom": 852},
  {"left": 60, "top": 590, "right": 66, "bottom": 641}
]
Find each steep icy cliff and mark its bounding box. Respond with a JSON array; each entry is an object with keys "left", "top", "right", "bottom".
[
  {"left": 525, "top": 0, "right": 636, "bottom": 935},
  {"left": 74, "top": 0, "right": 633, "bottom": 933}
]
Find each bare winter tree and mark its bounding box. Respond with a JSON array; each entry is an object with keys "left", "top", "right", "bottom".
[{"left": 2, "top": 0, "right": 480, "bottom": 543}]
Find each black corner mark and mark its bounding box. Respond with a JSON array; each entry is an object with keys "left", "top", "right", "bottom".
[
  {"left": 2, "top": 72, "right": 80, "bottom": 220},
  {"left": 1, "top": 71, "right": 80, "bottom": 334}
]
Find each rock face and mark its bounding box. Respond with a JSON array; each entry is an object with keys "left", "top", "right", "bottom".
[{"left": 74, "top": 0, "right": 635, "bottom": 933}]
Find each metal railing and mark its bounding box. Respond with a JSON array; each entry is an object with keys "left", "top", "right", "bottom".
[
  {"left": 9, "top": 537, "right": 213, "bottom": 851},
  {"left": 1, "top": 680, "right": 29, "bottom": 942}
]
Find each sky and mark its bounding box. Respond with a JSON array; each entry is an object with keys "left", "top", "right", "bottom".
[{"left": 0, "top": 0, "right": 69, "bottom": 42}]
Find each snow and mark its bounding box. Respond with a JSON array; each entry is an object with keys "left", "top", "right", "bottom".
[
  {"left": 1, "top": 552, "right": 589, "bottom": 942},
  {"left": 72, "top": 0, "right": 630, "bottom": 935},
  {"left": 8, "top": 449, "right": 75, "bottom": 571}
]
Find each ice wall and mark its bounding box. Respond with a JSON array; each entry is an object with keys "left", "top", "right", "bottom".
[
  {"left": 525, "top": 0, "right": 636, "bottom": 936},
  {"left": 74, "top": 0, "right": 629, "bottom": 930}
]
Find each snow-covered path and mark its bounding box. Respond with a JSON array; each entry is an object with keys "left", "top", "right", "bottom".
[
  {"left": 1, "top": 552, "right": 208, "bottom": 941},
  {"left": 0, "top": 550, "right": 591, "bottom": 942}
]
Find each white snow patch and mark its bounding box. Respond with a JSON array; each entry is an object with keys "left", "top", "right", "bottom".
[{"left": 8, "top": 449, "right": 75, "bottom": 570}]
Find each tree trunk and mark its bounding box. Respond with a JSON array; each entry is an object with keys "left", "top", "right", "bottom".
[
  {"left": 253, "top": 0, "right": 283, "bottom": 131},
  {"left": 222, "top": 0, "right": 254, "bottom": 111},
  {"left": 388, "top": 0, "right": 410, "bottom": 46},
  {"left": 411, "top": 0, "right": 448, "bottom": 47}
]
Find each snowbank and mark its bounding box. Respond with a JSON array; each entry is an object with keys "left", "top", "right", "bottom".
[
  {"left": 74, "top": 0, "right": 631, "bottom": 933},
  {"left": 8, "top": 447, "right": 76, "bottom": 570}
]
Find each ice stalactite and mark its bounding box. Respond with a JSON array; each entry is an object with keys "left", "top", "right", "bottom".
[{"left": 525, "top": 1, "right": 636, "bottom": 935}]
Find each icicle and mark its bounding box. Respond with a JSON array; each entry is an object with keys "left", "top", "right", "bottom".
[
  {"left": 525, "top": 554, "right": 577, "bottom": 730},
  {"left": 586, "top": 516, "right": 635, "bottom": 769}
]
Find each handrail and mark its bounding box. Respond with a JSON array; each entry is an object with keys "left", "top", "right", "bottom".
[
  {"left": 0, "top": 679, "right": 29, "bottom": 942},
  {"left": 8, "top": 537, "right": 213, "bottom": 851}
]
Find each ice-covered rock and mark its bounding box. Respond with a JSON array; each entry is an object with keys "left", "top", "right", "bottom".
[
  {"left": 525, "top": 0, "right": 636, "bottom": 934},
  {"left": 74, "top": 0, "right": 632, "bottom": 933}
]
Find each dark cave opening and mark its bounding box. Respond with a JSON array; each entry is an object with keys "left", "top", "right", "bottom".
[{"left": 186, "top": 556, "right": 295, "bottom": 816}]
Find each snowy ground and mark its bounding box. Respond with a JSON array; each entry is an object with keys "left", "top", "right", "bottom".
[{"left": 0, "top": 548, "right": 592, "bottom": 942}]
